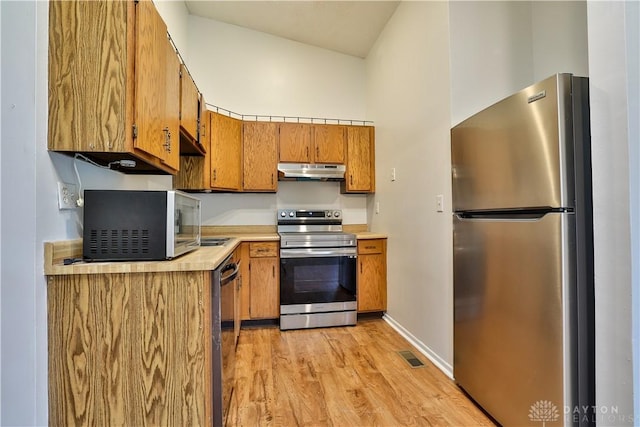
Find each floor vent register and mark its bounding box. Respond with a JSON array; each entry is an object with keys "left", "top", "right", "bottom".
[{"left": 398, "top": 350, "right": 425, "bottom": 368}]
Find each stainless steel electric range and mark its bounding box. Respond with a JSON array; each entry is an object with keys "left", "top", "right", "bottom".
[{"left": 278, "top": 209, "right": 357, "bottom": 330}]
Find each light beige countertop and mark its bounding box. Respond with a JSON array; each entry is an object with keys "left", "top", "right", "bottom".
[
  {"left": 353, "top": 232, "right": 388, "bottom": 240},
  {"left": 44, "top": 227, "right": 386, "bottom": 276}
]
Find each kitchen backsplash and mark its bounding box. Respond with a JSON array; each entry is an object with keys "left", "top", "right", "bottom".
[{"left": 199, "top": 181, "right": 368, "bottom": 225}]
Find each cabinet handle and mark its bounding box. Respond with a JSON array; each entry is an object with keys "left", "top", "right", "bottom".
[
  {"left": 306, "top": 146, "right": 309, "bottom": 158},
  {"left": 163, "top": 127, "right": 171, "bottom": 152},
  {"left": 316, "top": 145, "right": 320, "bottom": 158},
  {"left": 271, "top": 174, "right": 274, "bottom": 186},
  {"left": 272, "top": 265, "right": 275, "bottom": 278},
  {"left": 350, "top": 175, "right": 353, "bottom": 185},
  {"left": 213, "top": 169, "right": 217, "bottom": 182},
  {"left": 360, "top": 261, "right": 363, "bottom": 274}
]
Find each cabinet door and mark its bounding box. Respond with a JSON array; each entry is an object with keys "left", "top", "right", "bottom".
[
  {"left": 249, "top": 257, "right": 279, "bottom": 319},
  {"left": 343, "top": 126, "right": 375, "bottom": 193},
  {"left": 357, "top": 239, "right": 387, "bottom": 312},
  {"left": 279, "top": 123, "right": 312, "bottom": 163},
  {"left": 313, "top": 125, "right": 345, "bottom": 164},
  {"left": 198, "top": 94, "right": 207, "bottom": 150},
  {"left": 180, "top": 64, "right": 199, "bottom": 142},
  {"left": 163, "top": 39, "right": 181, "bottom": 171},
  {"left": 211, "top": 112, "right": 242, "bottom": 190},
  {"left": 134, "top": 0, "right": 169, "bottom": 162},
  {"left": 243, "top": 122, "right": 278, "bottom": 191},
  {"left": 48, "top": 0, "right": 130, "bottom": 153}
]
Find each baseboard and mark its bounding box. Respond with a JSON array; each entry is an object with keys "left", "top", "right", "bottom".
[{"left": 383, "top": 313, "right": 454, "bottom": 379}]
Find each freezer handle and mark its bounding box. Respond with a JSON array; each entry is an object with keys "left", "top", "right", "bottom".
[{"left": 455, "top": 207, "right": 570, "bottom": 221}]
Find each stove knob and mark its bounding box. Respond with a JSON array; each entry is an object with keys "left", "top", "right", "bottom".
[
  {"left": 333, "top": 211, "right": 341, "bottom": 218},
  {"left": 326, "top": 211, "right": 332, "bottom": 218},
  {"left": 289, "top": 211, "right": 294, "bottom": 217},
  {"left": 280, "top": 211, "right": 286, "bottom": 217}
]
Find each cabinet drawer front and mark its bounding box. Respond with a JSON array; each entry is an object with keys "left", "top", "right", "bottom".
[
  {"left": 249, "top": 242, "right": 278, "bottom": 257},
  {"left": 358, "top": 239, "right": 384, "bottom": 254}
]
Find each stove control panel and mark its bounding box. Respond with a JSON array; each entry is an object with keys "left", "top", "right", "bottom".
[{"left": 277, "top": 209, "right": 342, "bottom": 223}]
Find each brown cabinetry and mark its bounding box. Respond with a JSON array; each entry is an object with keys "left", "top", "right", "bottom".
[
  {"left": 357, "top": 239, "right": 387, "bottom": 313},
  {"left": 47, "top": 271, "right": 212, "bottom": 425},
  {"left": 239, "top": 241, "right": 280, "bottom": 320},
  {"left": 211, "top": 112, "right": 243, "bottom": 191},
  {"left": 342, "top": 126, "right": 375, "bottom": 193},
  {"left": 313, "top": 124, "right": 346, "bottom": 164},
  {"left": 48, "top": 0, "right": 183, "bottom": 174},
  {"left": 278, "top": 123, "right": 345, "bottom": 164},
  {"left": 243, "top": 122, "right": 278, "bottom": 192},
  {"left": 180, "top": 64, "right": 199, "bottom": 142}
]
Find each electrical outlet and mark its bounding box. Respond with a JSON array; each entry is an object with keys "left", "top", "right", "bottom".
[
  {"left": 57, "top": 182, "right": 78, "bottom": 210},
  {"left": 376, "top": 201, "right": 380, "bottom": 214}
]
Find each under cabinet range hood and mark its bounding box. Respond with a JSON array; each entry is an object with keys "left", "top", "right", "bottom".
[{"left": 277, "top": 163, "right": 346, "bottom": 181}]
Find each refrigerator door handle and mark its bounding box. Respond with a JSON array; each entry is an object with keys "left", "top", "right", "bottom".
[{"left": 455, "top": 207, "right": 570, "bottom": 221}]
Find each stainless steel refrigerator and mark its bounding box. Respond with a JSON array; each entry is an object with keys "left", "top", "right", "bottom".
[{"left": 451, "top": 74, "right": 594, "bottom": 426}]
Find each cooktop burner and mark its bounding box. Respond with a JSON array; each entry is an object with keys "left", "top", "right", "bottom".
[{"left": 277, "top": 209, "right": 355, "bottom": 248}]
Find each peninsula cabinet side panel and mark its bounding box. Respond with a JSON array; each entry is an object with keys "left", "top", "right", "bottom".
[{"left": 47, "top": 271, "right": 211, "bottom": 426}]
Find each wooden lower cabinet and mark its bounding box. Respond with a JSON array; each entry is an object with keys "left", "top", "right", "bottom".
[
  {"left": 47, "top": 271, "right": 213, "bottom": 426},
  {"left": 357, "top": 238, "right": 387, "bottom": 313},
  {"left": 239, "top": 241, "right": 280, "bottom": 321}
]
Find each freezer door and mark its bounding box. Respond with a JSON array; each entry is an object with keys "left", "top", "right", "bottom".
[
  {"left": 451, "top": 74, "right": 576, "bottom": 211},
  {"left": 453, "top": 212, "right": 576, "bottom": 426}
]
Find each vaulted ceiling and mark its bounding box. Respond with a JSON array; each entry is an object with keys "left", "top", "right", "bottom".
[{"left": 184, "top": 1, "right": 400, "bottom": 58}]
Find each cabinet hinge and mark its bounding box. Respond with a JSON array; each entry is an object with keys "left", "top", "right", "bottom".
[{"left": 132, "top": 124, "right": 138, "bottom": 139}]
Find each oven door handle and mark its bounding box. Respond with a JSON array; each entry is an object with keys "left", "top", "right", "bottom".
[{"left": 280, "top": 248, "right": 357, "bottom": 258}]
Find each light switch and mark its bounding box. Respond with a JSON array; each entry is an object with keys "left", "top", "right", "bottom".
[
  {"left": 391, "top": 168, "right": 396, "bottom": 181},
  {"left": 436, "top": 194, "right": 444, "bottom": 212}
]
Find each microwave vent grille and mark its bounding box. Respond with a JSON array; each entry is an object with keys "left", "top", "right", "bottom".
[{"left": 87, "top": 228, "right": 150, "bottom": 256}]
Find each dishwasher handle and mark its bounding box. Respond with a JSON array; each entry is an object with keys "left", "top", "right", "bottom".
[{"left": 220, "top": 261, "right": 239, "bottom": 286}]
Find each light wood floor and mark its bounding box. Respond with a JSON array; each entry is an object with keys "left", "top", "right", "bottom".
[{"left": 228, "top": 318, "right": 495, "bottom": 426}]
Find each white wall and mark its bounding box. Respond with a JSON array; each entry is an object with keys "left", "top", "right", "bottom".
[
  {"left": 627, "top": 1, "right": 640, "bottom": 419},
  {"left": 449, "top": 1, "right": 589, "bottom": 126},
  {"left": 449, "top": 1, "right": 533, "bottom": 126},
  {"left": 531, "top": 1, "right": 589, "bottom": 81},
  {"left": 0, "top": 1, "right": 4, "bottom": 422},
  {"left": 185, "top": 15, "right": 369, "bottom": 225},
  {"left": 366, "top": 1, "right": 454, "bottom": 371},
  {"left": 587, "top": 1, "right": 636, "bottom": 422},
  {"left": 0, "top": 1, "right": 188, "bottom": 424}
]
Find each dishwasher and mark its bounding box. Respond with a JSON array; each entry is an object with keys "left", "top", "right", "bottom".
[{"left": 210, "top": 252, "right": 239, "bottom": 427}]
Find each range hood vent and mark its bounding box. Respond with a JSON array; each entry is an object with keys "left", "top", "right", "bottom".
[{"left": 277, "top": 163, "right": 346, "bottom": 181}]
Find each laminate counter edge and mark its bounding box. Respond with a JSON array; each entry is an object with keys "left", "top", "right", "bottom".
[{"left": 44, "top": 230, "right": 386, "bottom": 276}]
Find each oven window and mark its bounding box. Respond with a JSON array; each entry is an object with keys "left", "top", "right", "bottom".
[{"left": 280, "top": 256, "right": 356, "bottom": 305}]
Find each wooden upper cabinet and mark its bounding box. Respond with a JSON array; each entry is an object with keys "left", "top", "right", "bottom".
[
  {"left": 342, "top": 126, "right": 375, "bottom": 193},
  {"left": 48, "top": 0, "right": 131, "bottom": 154},
  {"left": 279, "top": 123, "right": 312, "bottom": 163},
  {"left": 48, "top": 0, "right": 180, "bottom": 174},
  {"left": 134, "top": 0, "right": 178, "bottom": 171},
  {"left": 211, "top": 112, "right": 243, "bottom": 191},
  {"left": 278, "top": 123, "right": 346, "bottom": 165},
  {"left": 179, "top": 63, "right": 199, "bottom": 144},
  {"left": 313, "top": 125, "right": 346, "bottom": 164},
  {"left": 198, "top": 94, "right": 207, "bottom": 149},
  {"left": 243, "top": 122, "right": 278, "bottom": 192},
  {"left": 163, "top": 38, "right": 181, "bottom": 171}
]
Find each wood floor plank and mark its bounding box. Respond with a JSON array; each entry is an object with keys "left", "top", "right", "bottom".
[{"left": 230, "top": 319, "right": 495, "bottom": 426}]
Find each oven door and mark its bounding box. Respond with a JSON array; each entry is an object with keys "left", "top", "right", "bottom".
[{"left": 280, "top": 248, "right": 357, "bottom": 308}]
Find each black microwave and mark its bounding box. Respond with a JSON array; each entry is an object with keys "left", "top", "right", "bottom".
[{"left": 82, "top": 190, "right": 201, "bottom": 261}]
